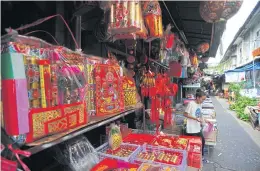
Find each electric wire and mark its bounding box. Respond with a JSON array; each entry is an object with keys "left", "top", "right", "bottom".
[
  {"left": 13, "top": 14, "right": 79, "bottom": 49},
  {"left": 23, "top": 30, "right": 60, "bottom": 45}
]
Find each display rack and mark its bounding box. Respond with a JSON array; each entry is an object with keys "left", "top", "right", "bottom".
[
  {"left": 182, "top": 83, "right": 201, "bottom": 88},
  {"left": 24, "top": 109, "right": 135, "bottom": 155}
]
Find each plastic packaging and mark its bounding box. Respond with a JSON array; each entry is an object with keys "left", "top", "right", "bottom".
[
  {"left": 55, "top": 136, "right": 99, "bottom": 171},
  {"left": 108, "top": 1, "right": 142, "bottom": 34},
  {"left": 1, "top": 35, "right": 88, "bottom": 143},
  {"left": 108, "top": 123, "right": 123, "bottom": 150}
]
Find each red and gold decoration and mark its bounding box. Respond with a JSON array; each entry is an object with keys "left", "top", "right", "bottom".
[
  {"left": 142, "top": 0, "right": 163, "bottom": 41},
  {"left": 123, "top": 133, "right": 156, "bottom": 145},
  {"left": 123, "top": 76, "right": 137, "bottom": 109},
  {"left": 200, "top": 1, "right": 243, "bottom": 23},
  {"left": 95, "top": 63, "right": 124, "bottom": 116},
  {"left": 91, "top": 158, "right": 139, "bottom": 171},
  {"left": 1, "top": 39, "right": 88, "bottom": 143},
  {"left": 26, "top": 102, "right": 87, "bottom": 142},
  {"left": 85, "top": 57, "right": 104, "bottom": 116},
  {"left": 140, "top": 68, "right": 156, "bottom": 98}
]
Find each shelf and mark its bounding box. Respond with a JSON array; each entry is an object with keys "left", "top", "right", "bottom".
[
  {"left": 25, "top": 109, "right": 135, "bottom": 155},
  {"left": 182, "top": 83, "right": 201, "bottom": 88}
]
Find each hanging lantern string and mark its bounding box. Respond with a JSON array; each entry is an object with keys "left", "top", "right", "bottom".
[
  {"left": 13, "top": 14, "right": 79, "bottom": 49},
  {"left": 23, "top": 30, "right": 60, "bottom": 45}
]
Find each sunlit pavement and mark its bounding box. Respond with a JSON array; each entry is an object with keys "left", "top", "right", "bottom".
[{"left": 203, "top": 97, "right": 260, "bottom": 171}]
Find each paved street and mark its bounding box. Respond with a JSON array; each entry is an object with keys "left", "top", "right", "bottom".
[{"left": 203, "top": 97, "right": 260, "bottom": 171}]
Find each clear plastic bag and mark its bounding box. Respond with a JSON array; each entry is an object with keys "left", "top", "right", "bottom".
[{"left": 55, "top": 136, "right": 99, "bottom": 171}]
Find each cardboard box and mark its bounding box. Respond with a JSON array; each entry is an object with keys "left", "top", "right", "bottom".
[{"left": 204, "top": 130, "right": 217, "bottom": 142}]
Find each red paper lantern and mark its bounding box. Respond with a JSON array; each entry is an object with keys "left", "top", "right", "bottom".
[
  {"left": 197, "top": 42, "right": 210, "bottom": 54},
  {"left": 200, "top": 1, "right": 243, "bottom": 23}
]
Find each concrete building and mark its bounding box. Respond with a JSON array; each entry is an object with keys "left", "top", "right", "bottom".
[
  {"left": 220, "top": 2, "right": 260, "bottom": 71},
  {"left": 218, "top": 2, "right": 260, "bottom": 98}
]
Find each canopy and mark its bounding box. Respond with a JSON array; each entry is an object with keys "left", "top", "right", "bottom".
[{"left": 225, "top": 62, "right": 260, "bottom": 73}]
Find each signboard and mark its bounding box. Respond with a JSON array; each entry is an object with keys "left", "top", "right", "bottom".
[
  {"left": 225, "top": 72, "right": 245, "bottom": 83},
  {"left": 240, "top": 88, "right": 260, "bottom": 98}
]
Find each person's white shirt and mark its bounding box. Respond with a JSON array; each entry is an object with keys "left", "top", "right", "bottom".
[{"left": 185, "top": 101, "right": 202, "bottom": 133}]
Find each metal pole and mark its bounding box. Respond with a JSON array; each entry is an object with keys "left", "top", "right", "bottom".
[
  {"left": 253, "top": 40, "right": 256, "bottom": 89},
  {"left": 142, "top": 96, "right": 146, "bottom": 131},
  {"left": 75, "top": 15, "right": 82, "bottom": 50}
]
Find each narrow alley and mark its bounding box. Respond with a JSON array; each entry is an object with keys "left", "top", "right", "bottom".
[{"left": 203, "top": 97, "right": 260, "bottom": 171}]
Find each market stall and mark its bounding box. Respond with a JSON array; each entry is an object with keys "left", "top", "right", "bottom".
[{"left": 0, "top": 1, "right": 242, "bottom": 170}]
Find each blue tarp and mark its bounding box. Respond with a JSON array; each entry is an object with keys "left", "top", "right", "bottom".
[{"left": 225, "top": 62, "right": 260, "bottom": 73}]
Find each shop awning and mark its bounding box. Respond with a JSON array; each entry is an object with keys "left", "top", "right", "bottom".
[{"left": 225, "top": 61, "right": 260, "bottom": 73}]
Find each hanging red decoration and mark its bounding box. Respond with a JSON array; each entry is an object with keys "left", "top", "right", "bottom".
[{"left": 200, "top": 1, "right": 243, "bottom": 23}]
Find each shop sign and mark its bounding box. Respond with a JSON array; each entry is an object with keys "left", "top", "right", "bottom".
[{"left": 240, "top": 88, "right": 260, "bottom": 98}]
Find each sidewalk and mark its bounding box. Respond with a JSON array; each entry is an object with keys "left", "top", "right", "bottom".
[{"left": 203, "top": 97, "right": 260, "bottom": 171}]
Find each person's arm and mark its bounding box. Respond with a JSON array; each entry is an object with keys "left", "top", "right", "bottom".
[
  {"left": 184, "top": 112, "right": 201, "bottom": 122},
  {"left": 184, "top": 103, "right": 201, "bottom": 122}
]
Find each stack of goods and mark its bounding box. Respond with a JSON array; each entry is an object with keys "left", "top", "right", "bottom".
[
  {"left": 122, "top": 76, "right": 138, "bottom": 109},
  {"left": 1, "top": 35, "right": 135, "bottom": 144},
  {"left": 202, "top": 102, "right": 214, "bottom": 109},
  {"left": 201, "top": 109, "right": 216, "bottom": 119},
  {"left": 180, "top": 136, "right": 202, "bottom": 169},
  {"left": 97, "top": 124, "right": 140, "bottom": 161},
  {"left": 1, "top": 35, "right": 88, "bottom": 143},
  {"left": 152, "top": 136, "right": 188, "bottom": 150},
  {"left": 93, "top": 131, "right": 204, "bottom": 171},
  {"left": 135, "top": 146, "right": 186, "bottom": 171}
]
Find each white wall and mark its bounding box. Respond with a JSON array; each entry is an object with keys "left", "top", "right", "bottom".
[{"left": 251, "top": 21, "right": 260, "bottom": 50}]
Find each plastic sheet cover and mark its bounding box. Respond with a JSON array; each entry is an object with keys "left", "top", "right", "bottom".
[{"left": 1, "top": 35, "right": 89, "bottom": 143}]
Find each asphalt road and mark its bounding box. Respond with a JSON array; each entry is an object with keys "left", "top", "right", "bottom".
[{"left": 203, "top": 97, "right": 260, "bottom": 171}]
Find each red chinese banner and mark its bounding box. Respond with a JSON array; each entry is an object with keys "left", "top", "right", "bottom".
[
  {"left": 26, "top": 102, "right": 87, "bottom": 143},
  {"left": 95, "top": 64, "right": 124, "bottom": 116}
]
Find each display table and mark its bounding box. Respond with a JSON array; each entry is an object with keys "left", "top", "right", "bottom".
[{"left": 92, "top": 129, "right": 203, "bottom": 171}]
